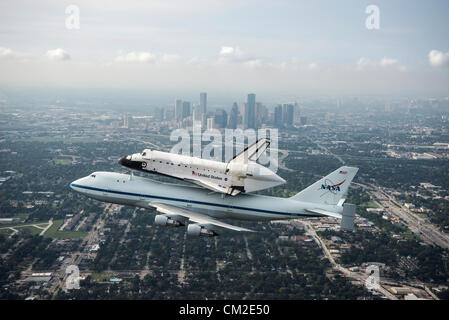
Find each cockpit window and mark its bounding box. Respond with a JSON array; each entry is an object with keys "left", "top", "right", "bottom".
[
  {"left": 142, "top": 152, "right": 146, "bottom": 156},
  {"left": 91, "top": 174, "right": 96, "bottom": 178}
]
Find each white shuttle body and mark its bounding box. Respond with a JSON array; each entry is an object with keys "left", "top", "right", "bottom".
[{"left": 118, "top": 138, "right": 285, "bottom": 196}]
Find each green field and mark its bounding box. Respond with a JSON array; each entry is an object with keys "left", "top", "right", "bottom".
[
  {"left": 54, "top": 159, "right": 72, "bottom": 165},
  {"left": 43, "top": 219, "right": 88, "bottom": 239},
  {"left": 0, "top": 221, "right": 47, "bottom": 236},
  {"left": 15, "top": 225, "right": 43, "bottom": 235},
  {"left": 0, "top": 228, "right": 13, "bottom": 236},
  {"left": 361, "top": 201, "right": 380, "bottom": 208}
]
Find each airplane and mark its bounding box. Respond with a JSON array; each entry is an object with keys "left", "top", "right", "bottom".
[
  {"left": 118, "top": 138, "right": 285, "bottom": 196},
  {"left": 70, "top": 166, "right": 359, "bottom": 237}
]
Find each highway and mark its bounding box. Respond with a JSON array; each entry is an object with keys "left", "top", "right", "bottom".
[{"left": 357, "top": 183, "right": 449, "bottom": 249}]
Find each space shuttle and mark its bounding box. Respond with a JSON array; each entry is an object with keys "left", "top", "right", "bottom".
[{"left": 118, "top": 138, "right": 285, "bottom": 196}]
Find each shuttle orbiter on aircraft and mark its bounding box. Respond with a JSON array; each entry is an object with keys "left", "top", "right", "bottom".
[{"left": 118, "top": 138, "right": 285, "bottom": 196}]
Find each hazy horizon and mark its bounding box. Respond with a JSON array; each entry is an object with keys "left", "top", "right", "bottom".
[{"left": 1, "top": 0, "right": 449, "bottom": 97}]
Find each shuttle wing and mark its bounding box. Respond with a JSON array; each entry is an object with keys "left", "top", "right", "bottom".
[
  {"left": 185, "top": 178, "right": 229, "bottom": 194},
  {"left": 149, "top": 202, "right": 254, "bottom": 232},
  {"left": 184, "top": 179, "right": 243, "bottom": 196}
]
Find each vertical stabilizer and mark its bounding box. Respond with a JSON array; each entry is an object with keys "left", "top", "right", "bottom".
[{"left": 290, "top": 166, "right": 359, "bottom": 205}]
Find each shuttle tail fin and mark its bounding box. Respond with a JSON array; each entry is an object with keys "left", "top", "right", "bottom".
[
  {"left": 290, "top": 166, "right": 358, "bottom": 205},
  {"left": 227, "top": 138, "right": 270, "bottom": 165}
]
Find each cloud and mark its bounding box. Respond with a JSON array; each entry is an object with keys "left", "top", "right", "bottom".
[
  {"left": 428, "top": 50, "right": 449, "bottom": 68},
  {"left": 160, "top": 53, "right": 181, "bottom": 63},
  {"left": 115, "top": 51, "right": 156, "bottom": 63},
  {"left": 115, "top": 51, "right": 181, "bottom": 65},
  {"left": 218, "top": 46, "right": 245, "bottom": 62},
  {"left": 0, "top": 47, "right": 26, "bottom": 60},
  {"left": 379, "top": 57, "right": 398, "bottom": 67},
  {"left": 356, "top": 57, "right": 404, "bottom": 71},
  {"left": 217, "top": 46, "right": 265, "bottom": 69},
  {"left": 356, "top": 57, "right": 371, "bottom": 71},
  {"left": 45, "top": 48, "right": 71, "bottom": 61},
  {"left": 308, "top": 63, "right": 319, "bottom": 70}
]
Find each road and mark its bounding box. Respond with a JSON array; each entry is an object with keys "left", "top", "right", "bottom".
[
  {"left": 294, "top": 220, "right": 398, "bottom": 300},
  {"left": 357, "top": 183, "right": 449, "bottom": 249},
  {"left": 49, "top": 205, "right": 110, "bottom": 298},
  {"left": 39, "top": 218, "right": 53, "bottom": 236}
]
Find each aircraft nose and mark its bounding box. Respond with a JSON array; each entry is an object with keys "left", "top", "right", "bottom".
[{"left": 70, "top": 178, "right": 82, "bottom": 191}]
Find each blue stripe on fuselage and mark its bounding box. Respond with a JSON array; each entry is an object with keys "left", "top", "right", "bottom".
[{"left": 70, "top": 183, "right": 317, "bottom": 218}]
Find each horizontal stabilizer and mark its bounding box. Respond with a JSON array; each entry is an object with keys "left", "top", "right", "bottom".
[{"left": 305, "top": 208, "right": 342, "bottom": 219}]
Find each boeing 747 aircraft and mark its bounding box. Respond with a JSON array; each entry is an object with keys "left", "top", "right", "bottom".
[{"left": 70, "top": 166, "right": 359, "bottom": 236}]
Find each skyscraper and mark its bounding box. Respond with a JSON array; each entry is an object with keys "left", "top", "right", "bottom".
[
  {"left": 274, "top": 104, "right": 283, "bottom": 128},
  {"left": 206, "top": 117, "right": 214, "bottom": 130},
  {"left": 200, "top": 92, "right": 207, "bottom": 127},
  {"left": 282, "top": 103, "right": 294, "bottom": 127},
  {"left": 228, "top": 102, "right": 240, "bottom": 129},
  {"left": 175, "top": 99, "right": 183, "bottom": 122},
  {"left": 182, "top": 101, "right": 191, "bottom": 119},
  {"left": 214, "top": 109, "right": 228, "bottom": 129},
  {"left": 244, "top": 93, "right": 256, "bottom": 129}
]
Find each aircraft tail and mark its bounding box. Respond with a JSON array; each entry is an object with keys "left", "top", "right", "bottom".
[{"left": 290, "top": 166, "right": 359, "bottom": 205}]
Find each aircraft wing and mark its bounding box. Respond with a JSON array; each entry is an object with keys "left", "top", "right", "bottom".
[
  {"left": 305, "top": 208, "right": 342, "bottom": 219},
  {"left": 149, "top": 202, "right": 254, "bottom": 232},
  {"left": 228, "top": 137, "right": 270, "bottom": 165}
]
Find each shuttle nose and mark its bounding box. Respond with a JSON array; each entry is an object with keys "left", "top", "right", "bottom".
[{"left": 118, "top": 155, "right": 145, "bottom": 170}]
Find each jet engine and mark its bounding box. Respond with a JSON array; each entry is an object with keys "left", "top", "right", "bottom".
[
  {"left": 187, "top": 224, "right": 217, "bottom": 237},
  {"left": 154, "top": 214, "right": 184, "bottom": 227}
]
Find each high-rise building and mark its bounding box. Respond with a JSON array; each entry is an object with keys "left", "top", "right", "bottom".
[
  {"left": 123, "top": 113, "right": 129, "bottom": 128},
  {"left": 175, "top": 99, "right": 183, "bottom": 122},
  {"left": 282, "top": 104, "right": 294, "bottom": 127},
  {"left": 182, "top": 101, "right": 191, "bottom": 119},
  {"left": 200, "top": 92, "right": 207, "bottom": 114},
  {"left": 256, "top": 102, "right": 267, "bottom": 128},
  {"left": 206, "top": 117, "right": 215, "bottom": 130},
  {"left": 274, "top": 104, "right": 283, "bottom": 128},
  {"left": 154, "top": 107, "right": 164, "bottom": 122},
  {"left": 244, "top": 93, "right": 256, "bottom": 129},
  {"left": 214, "top": 109, "right": 228, "bottom": 129},
  {"left": 193, "top": 104, "right": 202, "bottom": 122},
  {"left": 228, "top": 102, "right": 240, "bottom": 129}
]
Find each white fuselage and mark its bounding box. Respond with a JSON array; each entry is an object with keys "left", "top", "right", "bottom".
[
  {"left": 120, "top": 149, "right": 285, "bottom": 195},
  {"left": 70, "top": 171, "right": 343, "bottom": 222}
]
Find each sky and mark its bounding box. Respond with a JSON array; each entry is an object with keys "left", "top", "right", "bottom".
[{"left": 0, "top": 0, "right": 449, "bottom": 100}]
